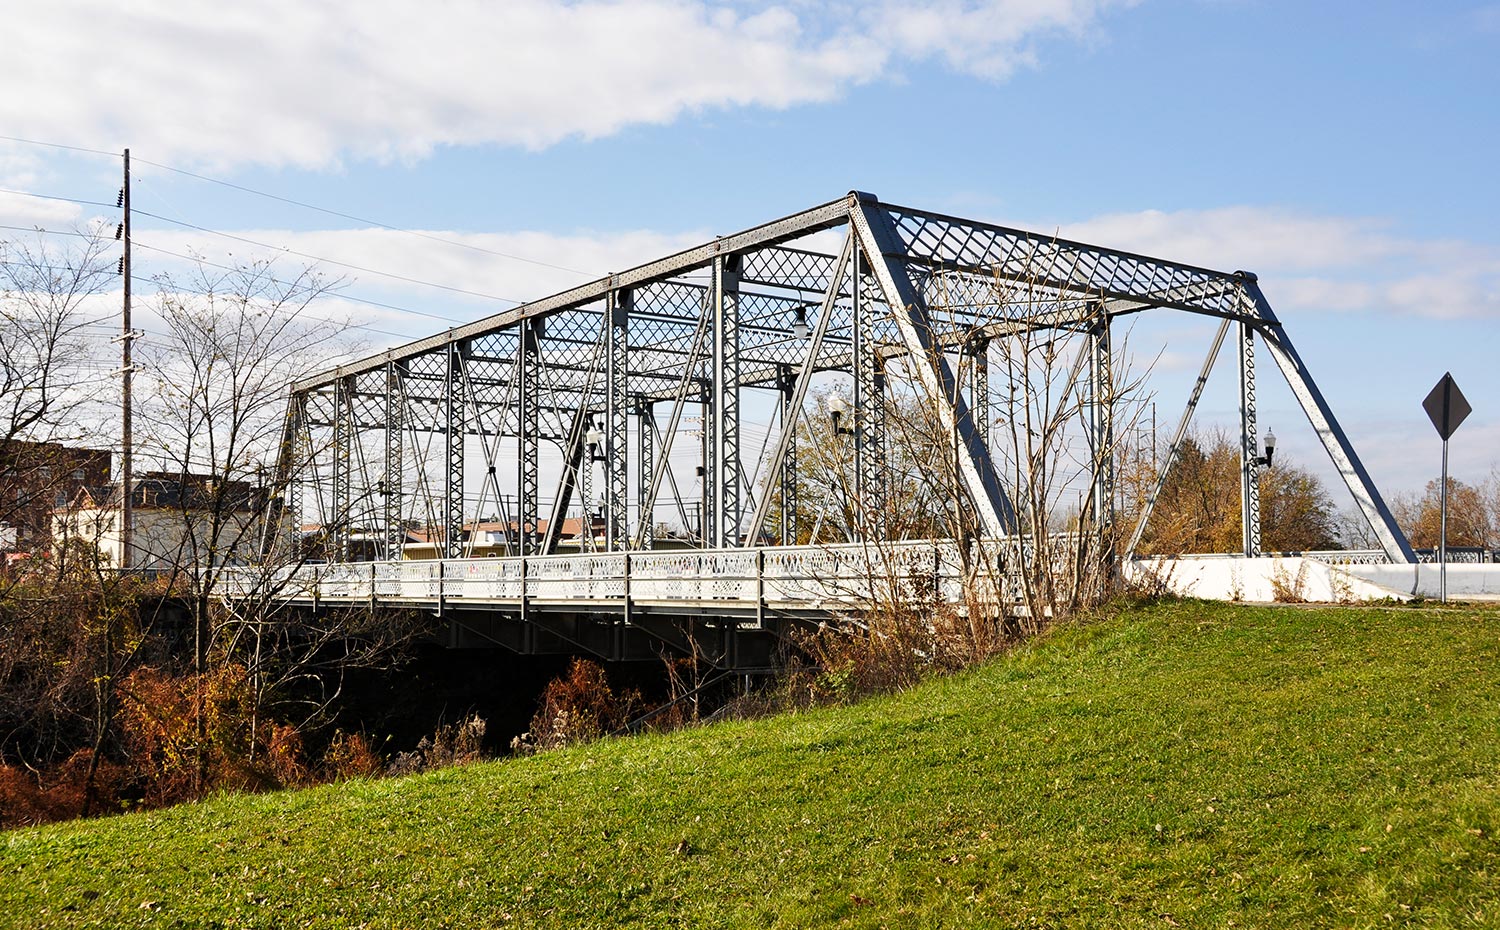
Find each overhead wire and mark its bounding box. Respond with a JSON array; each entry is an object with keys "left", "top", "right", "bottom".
[
  {"left": 0, "top": 134, "right": 121, "bottom": 159},
  {"left": 130, "top": 207, "right": 527, "bottom": 305},
  {"left": 0, "top": 186, "right": 122, "bottom": 212},
  {"left": 129, "top": 156, "right": 592, "bottom": 277},
  {"left": 0, "top": 133, "right": 596, "bottom": 320},
  {"left": 129, "top": 240, "right": 472, "bottom": 326},
  {"left": 0, "top": 222, "right": 100, "bottom": 240}
]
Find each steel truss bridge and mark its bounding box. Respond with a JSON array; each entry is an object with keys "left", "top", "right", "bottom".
[{"left": 249, "top": 191, "right": 1417, "bottom": 667}]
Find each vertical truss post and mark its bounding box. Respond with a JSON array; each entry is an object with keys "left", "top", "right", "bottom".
[
  {"left": 445, "top": 341, "right": 468, "bottom": 560},
  {"left": 968, "top": 337, "right": 990, "bottom": 449},
  {"left": 266, "top": 392, "right": 306, "bottom": 559},
  {"left": 518, "top": 320, "right": 542, "bottom": 556},
  {"left": 1089, "top": 312, "right": 1115, "bottom": 554},
  {"left": 606, "top": 289, "right": 631, "bottom": 550},
  {"left": 866, "top": 360, "right": 887, "bottom": 537},
  {"left": 712, "top": 253, "right": 742, "bottom": 547},
  {"left": 1237, "top": 323, "right": 1262, "bottom": 558},
  {"left": 852, "top": 247, "right": 886, "bottom": 538},
  {"left": 332, "top": 375, "right": 354, "bottom": 562},
  {"left": 849, "top": 199, "right": 1017, "bottom": 537},
  {"left": 698, "top": 398, "right": 711, "bottom": 544},
  {"left": 384, "top": 361, "right": 406, "bottom": 561},
  {"left": 1245, "top": 282, "right": 1415, "bottom": 563},
  {"left": 777, "top": 365, "right": 798, "bottom": 546},
  {"left": 578, "top": 413, "right": 594, "bottom": 552},
  {"left": 635, "top": 399, "right": 655, "bottom": 550}
]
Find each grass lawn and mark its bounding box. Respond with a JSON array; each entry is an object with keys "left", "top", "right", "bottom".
[{"left": 3, "top": 599, "right": 1498, "bottom": 928}]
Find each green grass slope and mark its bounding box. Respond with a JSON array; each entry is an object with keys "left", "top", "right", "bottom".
[{"left": 4, "top": 600, "right": 1499, "bottom": 929}]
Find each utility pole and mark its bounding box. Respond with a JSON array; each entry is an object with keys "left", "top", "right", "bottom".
[{"left": 117, "top": 149, "right": 135, "bottom": 571}]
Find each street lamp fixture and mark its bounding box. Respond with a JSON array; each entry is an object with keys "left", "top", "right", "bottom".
[
  {"left": 585, "top": 419, "right": 605, "bottom": 462},
  {"left": 1254, "top": 429, "right": 1276, "bottom": 469},
  {"left": 791, "top": 306, "right": 809, "bottom": 341},
  {"left": 827, "top": 394, "right": 853, "bottom": 437}
]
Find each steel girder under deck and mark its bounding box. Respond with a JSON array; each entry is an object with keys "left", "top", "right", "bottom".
[{"left": 279, "top": 191, "right": 1414, "bottom": 569}]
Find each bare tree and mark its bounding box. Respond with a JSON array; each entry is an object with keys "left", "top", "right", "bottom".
[
  {"left": 0, "top": 228, "right": 148, "bottom": 814},
  {"left": 0, "top": 230, "right": 116, "bottom": 566},
  {"left": 135, "top": 259, "right": 419, "bottom": 771}
]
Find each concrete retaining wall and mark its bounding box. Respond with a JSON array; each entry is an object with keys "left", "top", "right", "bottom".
[{"left": 1126, "top": 556, "right": 1500, "bottom": 603}]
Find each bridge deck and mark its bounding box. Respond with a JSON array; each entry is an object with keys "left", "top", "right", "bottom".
[{"left": 221, "top": 540, "right": 975, "bottom": 626}]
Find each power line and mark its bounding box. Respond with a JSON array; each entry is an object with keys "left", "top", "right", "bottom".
[
  {"left": 121, "top": 272, "right": 439, "bottom": 346},
  {"left": 1, "top": 252, "right": 469, "bottom": 347},
  {"left": 132, "top": 207, "right": 527, "bottom": 305},
  {"left": 130, "top": 157, "right": 591, "bottom": 277},
  {"left": 131, "top": 240, "right": 471, "bottom": 326},
  {"left": 0, "top": 222, "right": 100, "bottom": 240},
  {"left": 1, "top": 200, "right": 506, "bottom": 331},
  {"left": 0, "top": 134, "right": 120, "bottom": 159},
  {"left": 0, "top": 186, "right": 121, "bottom": 212},
  {"left": 1, "top": 134, "right": 597, "bottom": 286}
]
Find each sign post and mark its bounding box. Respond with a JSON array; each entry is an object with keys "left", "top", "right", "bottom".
[{"left": 1422, "top": 373, "right": 1471, "bottom": 603}]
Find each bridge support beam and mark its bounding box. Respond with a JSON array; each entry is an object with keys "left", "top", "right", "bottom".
[
  {"left": 966, "top": 337, "right": 989, "bottom": 452},
  {"left": 384, "top": 361, "right": 406, "bottom": 560},
  {"left": 445, "top": 341, "right": 468, "bottom": 559},
  {"left": 332, "top": 374, "right": 354, "bottom": 561},
  {"left": 849, "top": 200, "right": 1018, "bottom": 537},
  {"left": 1124, "top": 319, "right": 1230, "bottom": 561},
  {"left": 711, "top": 254, "right": 741, "bottom": 548},
  {"left": 1090, "top": 311, "right": 1115, "bottom": 556},
  {"left": 1237, "top": 322, "right": 1262, "bottom": 558},
  {"left": 606, "top": 289, "right": 631, "bottom": 550},
  {"left": 852, "top": 247, "right": 886, "bottom": 538},
  {"left": 636, "top": 400, "right": 655, "bottom": 549},
  {"left": 1247, "top": 282, "right": 1416, "bottom": 563},
  {"left": 518, "top": 320, "right": 541, "bottom": 555},
  {"left": 267, "top": 393, "right": 307, "bottom": 559},
  {"left": 777, "top": 365, "right": 798, "bottom": 545}
]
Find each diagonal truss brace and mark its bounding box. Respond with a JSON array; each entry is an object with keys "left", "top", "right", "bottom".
[
  {"left": 744, "top": 232, "right": 854, "bottom": 546},
  {"left": 849, "top": 202, "right": 1018, "bottom": 537},
  {"left": 1246, "top": 282, "right": 1415, "bottom": 563},
  {"left": 1125, "top": 319, "right": 1231, "bottom": 560}
]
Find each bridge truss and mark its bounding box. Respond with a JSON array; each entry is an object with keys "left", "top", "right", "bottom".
[{"left": 276, "top": 191, "right": 1415, "bottom": 588}]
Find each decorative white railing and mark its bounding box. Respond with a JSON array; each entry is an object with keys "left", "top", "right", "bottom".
[
  {"left": 216, "top": 539, "right": 978, "bottom": 620},
  {"left": 1195, "top": 549, "right": 1497, "bottom": 567}
]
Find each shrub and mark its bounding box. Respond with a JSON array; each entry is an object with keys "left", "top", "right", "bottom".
[
  {"left": 320, "top": 731, "right": 384, "bottom": 781},
  {"left": 0, "top": 750, "right": 128, "bottom": 828},
  {"left": 388, "top": 714, "right": 487, "bottom": 776},
  {"left": 511, "top": 659, "right": 637, "bottom": 755}
]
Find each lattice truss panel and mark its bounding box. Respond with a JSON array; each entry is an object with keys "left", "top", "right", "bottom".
[{"left": 280, "top": 193, "right": 1413, "bottom": 564}]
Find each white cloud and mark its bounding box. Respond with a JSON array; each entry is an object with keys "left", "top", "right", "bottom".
[
  {"left": 1051, "top": 205, "right": 1500, "bottom": 320},
  {"left": 127, "top": 223, "right": 709, "bottom": 337},
  {"left": 1, "top": 0, "right": 1131, "bottom": 170},
  {"left": 0, "top": 192, "right": 86, "bottom": 231},
  {"left": 1058, "top": 206, "right": 1402, "bottom": 272}
]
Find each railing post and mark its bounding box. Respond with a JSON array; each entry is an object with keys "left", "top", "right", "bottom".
[
  {"left": 756, "top": 547, "right": 766, "bottom": 628},
  {"left": 520, "top": 554, "right": 529, "bottom": 626},
  {"left": 622, "top": 551, "right": 632, "bottom": 628}
]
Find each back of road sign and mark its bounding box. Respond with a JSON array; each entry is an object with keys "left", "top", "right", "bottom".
[{"left": 1423, "top": 373, "right": 1471, "bottom": 441}]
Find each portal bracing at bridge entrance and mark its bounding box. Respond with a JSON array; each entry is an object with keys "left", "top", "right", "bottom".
[{"left": 266, "top": 191, "right": 1417, "bottom": 640}]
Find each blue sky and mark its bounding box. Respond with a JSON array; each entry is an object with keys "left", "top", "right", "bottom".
[{"left": 2, "top": 0, "right": 1497, "bottom": 507}]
